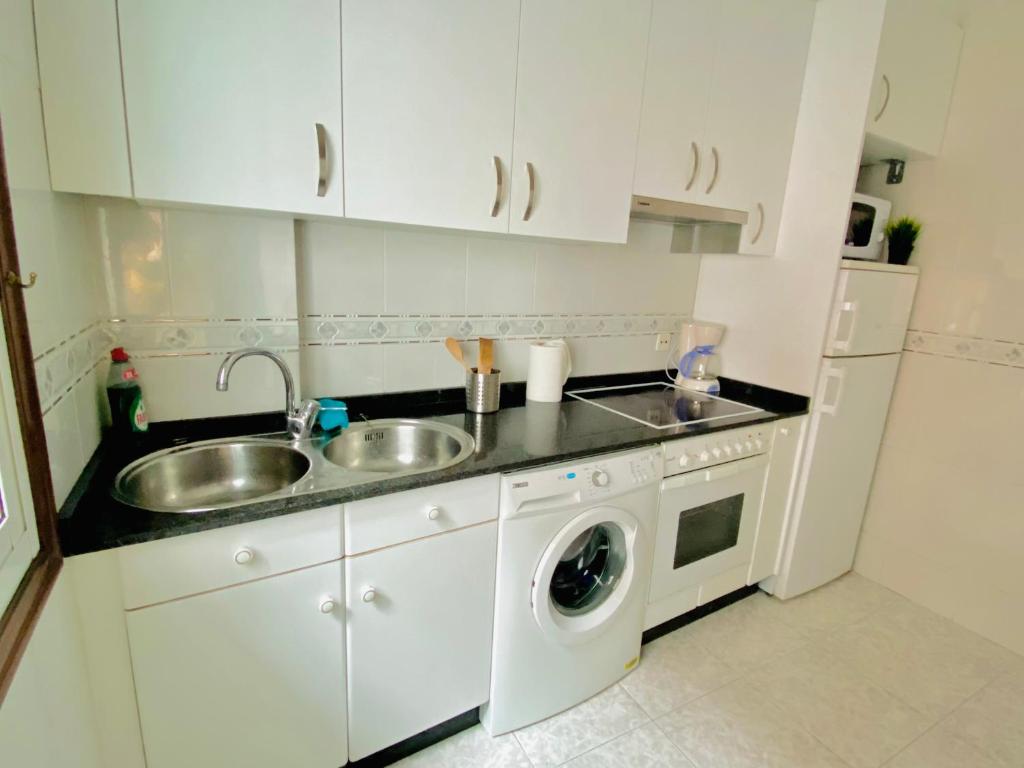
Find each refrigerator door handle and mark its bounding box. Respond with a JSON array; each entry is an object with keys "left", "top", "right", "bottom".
[
  {"left": 817, "top": 366, "right": 846, "bottom": 416},
  {"left": 829, "top": 300, "right": 859, "bottom": 353}
]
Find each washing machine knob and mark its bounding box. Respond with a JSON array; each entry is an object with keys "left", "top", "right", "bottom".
[{"left": 591, "top": 470, "right": 609, "bottom": 487}]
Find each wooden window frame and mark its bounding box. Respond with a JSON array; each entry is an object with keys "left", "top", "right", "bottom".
[{"left": 0, "top": 120, "right": 64, "bottom": 704}]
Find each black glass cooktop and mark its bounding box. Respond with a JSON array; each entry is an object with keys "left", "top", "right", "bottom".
[{"left": 567, "top": 382, "right": 762, "bottom": 429}]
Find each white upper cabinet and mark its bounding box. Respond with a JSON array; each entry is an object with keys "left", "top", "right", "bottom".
[
  {"left": 508, "top": 0, "right": 653, "bottom": 243},
  {"left": 864, "top": 0, "right": 963, "bottom": 161},
  {"left": 634, "top": 0, "right": 813, "bottom": 255},
  {"left": 705, "top": 0, "right": 814, "bottom": 255},
  {"left": 119, "top": 0, "right": 343, "bottom": 215},
  {"left": 341, "top": 1, "right": 520, "bottom": 233},
  {"left": 35, "top": 0, "right": 133, "bottom": 197},
  {"left": 633, "top": 0, "right": 718, "bottom": 205}
]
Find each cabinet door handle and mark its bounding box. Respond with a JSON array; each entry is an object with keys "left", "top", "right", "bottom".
[
  {"left": 315, "top": 122, "right": 328, "bottom": 197},
  {"left": 750, "top": 202, "right": 765, "bottom": 245},
  {"left": 319, "top": 598, "right": 337, "bottom": 614},
  {"left": 875, "top": 75, "right": 891, "bottom": 122},
  {"left": 705, "top": 147, "right": 720, "bottom": 194},
  {"left": 361, "top": 587, "right": 377, "bottom": 603},
  {"left": 490, "top": 156, "right": 504, "bottom": 217},
  {"left": 522, "top": 161, "right": 536, "bottom": 221},
  {"left": 233, "top": 547, "right": 254, "bottom": 565},
  {"left": 426, "top": 506, "right": 441, "bottom": 521},
  {"left": 685, "top": 142, "right": 700, "bottom": 192}
]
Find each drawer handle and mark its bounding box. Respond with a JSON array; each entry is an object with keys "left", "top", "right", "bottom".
[
  {"left": 233, "top": 547, "right": 255, "bottom": 565},
  {"left": 362, "top": 587, "right": 377, "bottom": 603},
  {"left": 426, "top": 506, "right": 441, "bottom": 521},
  {"left": 319, "top": 598, "right": 337, "bottom": 614}
]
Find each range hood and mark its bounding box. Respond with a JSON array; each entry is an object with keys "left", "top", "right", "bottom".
[{"left": 630, "top": 195, "right": 748, "bottom": 253}]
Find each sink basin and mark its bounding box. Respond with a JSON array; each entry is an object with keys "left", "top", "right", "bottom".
[
  {"left": 322, "top": 419, "right": 474, "bottom": 475},
  {"left": 112, "top": 439, "right": 311, "bottom": 513}
]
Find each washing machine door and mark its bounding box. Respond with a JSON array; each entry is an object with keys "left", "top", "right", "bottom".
[{"left": 531, "top": 506, "right": 641, "bottom": 646}]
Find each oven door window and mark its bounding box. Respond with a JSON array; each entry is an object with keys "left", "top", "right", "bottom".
[{"left": 673, "top": 494, "right": 743, "bottom": 569}]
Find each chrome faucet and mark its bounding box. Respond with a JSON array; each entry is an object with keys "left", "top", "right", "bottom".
[{"left": 216, "top": 348, "right": 320, "bottom": 440}]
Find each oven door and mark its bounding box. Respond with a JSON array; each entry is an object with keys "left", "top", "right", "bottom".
[{"left": 649, "top": 453, "right": 768, "bottom": 603}]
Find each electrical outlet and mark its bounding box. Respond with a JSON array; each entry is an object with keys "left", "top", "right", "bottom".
[{"left": 654, "top": 333, "right": 671, "bottom": 352}]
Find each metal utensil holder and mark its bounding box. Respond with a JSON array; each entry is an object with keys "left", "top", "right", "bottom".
[{"left": 465, "top": 368, "right": 501, "bottom": 413}]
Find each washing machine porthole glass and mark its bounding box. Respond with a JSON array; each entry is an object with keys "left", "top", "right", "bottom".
[{"left": 549, "top": 522, "right": 628, "bottom": 617}]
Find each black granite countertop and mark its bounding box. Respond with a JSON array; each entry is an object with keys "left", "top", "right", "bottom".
[{"left": 58, "top": 372, "right": 808, "bottom": 556}]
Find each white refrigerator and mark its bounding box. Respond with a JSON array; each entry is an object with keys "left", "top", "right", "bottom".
[{"left": 771, "top": 261, "right": 918, "bottom": 599}]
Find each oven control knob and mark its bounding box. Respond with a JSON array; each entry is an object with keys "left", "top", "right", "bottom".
[
  {"left": 745, "top": 441, "right": 754, "bottom": 451},
  {"left": 755, "top": 438, "right": 764, "bottom": 449},
  {"left": 712, "top": 447, "right": 722, "bottom": 458},
  {"left": 591, "top": 470, "right": 609, "bottom": 487},
  {"left": 698, "top": 450, "right": 710, "bottom": 462},
  {"left": 678, "top": 454, "right": 690, "bottom": 468},
  {"left": 723, "top": 445, "right": 732, "bottom": 456},
  {"left": 733, "top": 442, "right": 743, "bottom": 453}
]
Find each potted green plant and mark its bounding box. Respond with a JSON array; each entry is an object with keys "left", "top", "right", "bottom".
[{"left": 884, "top": 216, "right": 922, "bottom": 265}]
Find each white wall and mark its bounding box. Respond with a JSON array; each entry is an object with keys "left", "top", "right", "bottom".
[
  {"left": 855, "top": 0, "right": 1024, "bottom": 655},
  {"left": 694, "top": 0, "right": 887, "bottom": 396},
  {"left": 0, "top": 571, "right": 104, "bottom": 768}
]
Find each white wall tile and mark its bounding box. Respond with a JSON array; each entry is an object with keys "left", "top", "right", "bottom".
[
  {"left": 94, "top": 199, "right": 171, "bottom": 318},
  {"left": 296, "top": 220, "right": 386, "bottom": 315},
  {"left": 73, "top": 367, "right": 105, "bottom": 462},
  {"left": 465, "top": 237, "right": 536, "bottom": 314},
  {"left": 384, "top": 228, "right": 467, "bottom": 314},
  {"left": 43, "top": 393, "right": 84, "bottom": 508},
  {"left": 133, "top": 351, "right": 301, "bottom": 422},
  {"left": 164, "top": 208, "right": 296, "bottom": 319}
]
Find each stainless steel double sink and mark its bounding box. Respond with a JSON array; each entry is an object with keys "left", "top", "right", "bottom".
[{"left": 111, "top": 419, "right": 476, "bottom": 514}]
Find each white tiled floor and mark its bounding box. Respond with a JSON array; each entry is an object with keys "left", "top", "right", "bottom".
[{"left": 393, "top": 574, "right": 1024, "bottom": 768}]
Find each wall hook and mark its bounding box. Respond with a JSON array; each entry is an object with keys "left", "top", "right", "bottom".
[
  {"left": 5, "top": 271, "right": 37, "bottom": 289},
  {"left": 5, "top": 274, "right": 37, "bottom": 290}
]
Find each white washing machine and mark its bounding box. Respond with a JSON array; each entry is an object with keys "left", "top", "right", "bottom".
[{"left": 479, "top": 447, "right": 663, "bottom": 735}]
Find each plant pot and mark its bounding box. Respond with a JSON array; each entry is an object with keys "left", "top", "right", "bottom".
[{"left": 887, "top": 242, "right": 914, "bottom": 265}]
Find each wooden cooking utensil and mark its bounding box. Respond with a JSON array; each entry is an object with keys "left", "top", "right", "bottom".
[
  {"left": 479, "top": 337, "right": 494, "bottom": 375},
  {"left": 445, "top": 337, "right": 471, "bottom": 371}
]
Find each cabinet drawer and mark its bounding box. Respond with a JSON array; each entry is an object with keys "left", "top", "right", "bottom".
[
  {"left": 345, "top": 475, "right": 499, "bottom": 555},
  {"left": 119, "top": 506, "right": 343, "bottom": 609}
]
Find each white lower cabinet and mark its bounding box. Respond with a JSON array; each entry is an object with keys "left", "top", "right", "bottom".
[
  {"left": 126, "top": 560, "right": 347, "bottom": 768},
  {"left": 749, "top": 416, "right": 807, "bottom": 585},
  {"left": 346, "top": 522, "right": 498, "bottom": 761}
]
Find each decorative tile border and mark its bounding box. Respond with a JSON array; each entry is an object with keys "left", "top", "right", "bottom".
[
  {"left": 110, "top": 318, "right": 300, "bottom": 356},
  {"left": 904, "top": 330, "right": 1024, "bottom": 368},
  {"left": 34, "top": 322, "right": 114, "bottom": 414},
  {"left": 299, "top": 313, "right": 687, "bottom": 346}
]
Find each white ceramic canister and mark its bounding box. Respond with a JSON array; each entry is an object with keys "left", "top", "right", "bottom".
[{"left": 525, "top": 339, "right": 572, "bottom": 402}]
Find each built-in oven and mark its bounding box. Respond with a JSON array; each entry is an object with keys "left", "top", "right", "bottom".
[{"left": 646, "top": 424, "right": 771, "bottom": 629}]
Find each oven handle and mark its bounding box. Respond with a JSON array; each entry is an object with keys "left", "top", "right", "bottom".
[{"left": 662, "top": 453, "right": 769, "bottom": 489}]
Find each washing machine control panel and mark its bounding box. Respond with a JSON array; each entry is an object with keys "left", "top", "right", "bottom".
[
  {"left": 524, "top": 448, "right": 661, "bottom": 502},
  {"left": 662, "top": 424, "right": 771, "bottom": 477}
]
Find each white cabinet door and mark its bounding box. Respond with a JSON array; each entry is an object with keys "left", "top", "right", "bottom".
[
  {"left": 749, "top": 416, "right": 806, "bottom": 585},
  {"left": 35, "top": 0, "right": 132, "bottom": 197},
  {"left": 865, "top": 0, "right": 963, "bottom": 159},
  {"left": 346, "top": 523, "right": 498, "bottom": 761},
  {"left": 775, "top": 355, "right": 900, "bottom": 599},
  {"left": 702, "top": 0, "right": 814, "bottom": 254},
  {"left": 119, "top": 0, "right": 343, "bottom": 215},
  {"left": 127, "top": 561, "right": 347, "bottom": 768},
  {"left": 632, "top": 0, "right": 718, "bottom": 204},
  {"left": 508, "top": 0, "right": 652, "bottom": 243},
  {"left": 342, "top": 0, "right": 520, "bottom": 232},
  {"left": 824, "top": 269, "right": 918, "bottom": 357}
]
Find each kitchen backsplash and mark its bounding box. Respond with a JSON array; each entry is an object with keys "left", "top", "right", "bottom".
[{"left": 87, "top": 205, "right": 698, "bottom": 421}]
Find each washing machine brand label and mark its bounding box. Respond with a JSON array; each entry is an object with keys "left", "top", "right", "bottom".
[{"left": 511, "top": 481, "right": 529, "bottom": 489}]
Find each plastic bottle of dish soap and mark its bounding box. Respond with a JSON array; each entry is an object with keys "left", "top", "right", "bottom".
[{"left": 106, "top": 347, "right": 148, "bottom": 435}]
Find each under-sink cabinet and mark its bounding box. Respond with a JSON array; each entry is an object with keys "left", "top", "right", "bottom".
[
  {"left": 118, "top": 506, "right": 346, "bottom": 768},
  {"left": 344, "top": 476, "right": 500, "bottom": 761}
]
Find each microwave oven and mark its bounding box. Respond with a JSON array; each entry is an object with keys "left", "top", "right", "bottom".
[{"left": 842, "top": 193, "right": 891, "bottom": 261}]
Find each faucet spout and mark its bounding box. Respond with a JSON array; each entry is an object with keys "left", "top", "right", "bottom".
[{"left": 215, "top": 348, "right": 319, "bottom": 439}]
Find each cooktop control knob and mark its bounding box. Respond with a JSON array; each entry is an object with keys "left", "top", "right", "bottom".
[
  {"left": 678, "top": 454, "right": 690, "bottom": 468},
  {"left": 745, "top": 440, "right": 754, "bottom": 451},
  {"left": 712, "top": 447, "right": 722, "bottom": 459},
  {"left": 734, "top": 442, "right": 743, "bottom": 453},
  {"left": 699, "top": 450, "right": 710, "bottom": 462},
  {"left": 591, "top": 469, "right": 610, "bottom": 487}
]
